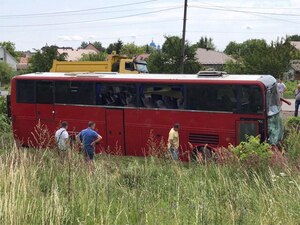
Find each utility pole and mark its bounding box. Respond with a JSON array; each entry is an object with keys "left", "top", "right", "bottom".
[{"left": 180, "top": 0, "right": 188, "bottom": 74}]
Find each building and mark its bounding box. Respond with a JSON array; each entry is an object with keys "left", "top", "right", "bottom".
[
  {"left": 0, "top": 46, "right": 17, "bottom": 70},
  {"left": 17, "top": 51, "right": 32, "bottom": 70},
  {"left": 195, "top": 48, "right": 235, "bottom": 70},
  {"left": 57, "top": 44, "right": 100, "bottom": 61}
]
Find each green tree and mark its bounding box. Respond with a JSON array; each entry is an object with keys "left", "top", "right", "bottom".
[
  {"left": 193, "top": 36, "right": 216, "bottom": 50},
  {"left": 287, "top": 34, "right": 300, "bottom": 41},
  {"left": 224, "top": 38, "right": 299, "bottom": 77},
  {"left": 0, "top": 41, "right": 19, "bottom": 59},
  {"left": 28, "top": 45, "right": 66, "bottom": 72},
  {"left": 79, "top": 41, "right": 89, "bottom": 49},
  {"left": 92, "top": 41, "right": 106, "bottom": 52},
  {"left": 147, "top": 36, "right": 202, "bottom": 74},
  {"left": 79, "top": 52, "right": 108, "bottom": 61},
  {"left": 0, "top": 62, "right": 14, "bottom": 84},
  {"left": 120, "top": 43, "right": 147, "bottom": 58},
  {"left": 106, "top": 39, "right": 123, "bottom": 54}
]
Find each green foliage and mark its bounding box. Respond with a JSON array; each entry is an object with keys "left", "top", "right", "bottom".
[
  {"left": 230, "top": 136, "right": 272, "bottom": 166},
  {"left": 224, "top": 38, "right": 300, "bottom": 78},
  {"left": 28, "top": 45, "right": 66, "bottom": 72},
  {"left": 286, "top": 34, "right": 300, "bottom": 41},
  {"left": 0, "top": 96, "right": 10, "bottom": 133},
  {"left": 120, "top": 42, "right": 147, "bottom": 58},
  {"left": 0, "top": 41, "right": 19, "bottom": 59},
  {"left": 193, "top": 36, "right": 216, "bottom": 50},
  {"left": 285, "top": 117, "right": 300, "bottom": 129},
  {"left": 148, "top": 36, "right": 202, "bottom": 74},
  {"left": 224, "top": 60, "right": 246, "bottom": 74},
  {"left": 106, "top": 39, "right": 123, "bottom": 54},
  {"left": 79, "top": 52, "right": 108, "bottom": 61},
  {"left": 283, "top": 80, "right": 298, "bottom": 98},
  {"left": 0, "top": 62, "right": 14, "bottom": 84}
]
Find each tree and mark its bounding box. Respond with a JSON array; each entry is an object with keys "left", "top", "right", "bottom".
[
  {"left": 193, "top": 36, "right": 216, "bottom": 50},
  {"left": 28, "top": 45, "right": 66, "bottom": 72},
  {"left": 147, "top": 36, "right": 202, "bottom": 74},
  {"left": 120, "top": 43, "right": 146, "bottom": 58},
  {"left": 79, "top": 41, "right": 89, "bottom": 49},
  {"left": 79, "top": 52, "right": 108, "bottom": 61},
  {"left": 92, "top": 41, "right": 105, "bottom": 52},
  {"left": 223, "top": 38, "right": 300, "bottom": 77},
  {"left": 0, "top": 41, "right": 19, "bottom": 59},
  {"left": 0, "top": 62, "right": 14, "bottom": 84},
  {"left": 106, "top": 39, "right": 123, "bottom": 54},
  {"left": 287, "top": 34, "right": 300, "bottom": 42}
]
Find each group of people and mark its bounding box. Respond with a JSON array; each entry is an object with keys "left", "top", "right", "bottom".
[
  {"left": 54, "top": 121, "right": 181, "bottom": 161},
  {"left": 55, "top": 121, "right": 102, "bottom": 161},
  {"left": 277, "top": 79, "right": 300, "bottom": 117}
]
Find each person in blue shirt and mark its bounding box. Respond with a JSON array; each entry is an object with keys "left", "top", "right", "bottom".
[{"left": 78, "top": 121, "right": 102, "bottom": 160}]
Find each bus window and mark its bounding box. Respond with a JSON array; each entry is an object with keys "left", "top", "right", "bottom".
[
  {"left": 55, "top": 81, "right": 95, "bottom": 105},
  {"left": 36, "top": 81, "right": 54, "bottom": 104},
  {"left": 239, "top": 85, "right": 263, "bottom": 114},
  {"left": 141, "top": 84, "right": 184, "bottom": 109},
  {"left": 96, "top": 83, "right": 137, "bottom": 107},
  {"left": 16, "top": 80, "right": 35, "bottom": 103},
  {"left": 186, "top": 84, "right": 237, "bottom": 112}
]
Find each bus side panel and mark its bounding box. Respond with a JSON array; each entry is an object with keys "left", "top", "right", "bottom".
[{"left": 54, "top": 105, "right": 106, "bottom": 153}]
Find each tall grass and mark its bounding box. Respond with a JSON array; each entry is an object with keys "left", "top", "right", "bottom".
[{"left": 1, "top": 139, "right": 300, "bottom": 225}]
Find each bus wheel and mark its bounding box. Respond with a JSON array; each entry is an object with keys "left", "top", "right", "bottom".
[{"left": 191, "top": 146, "right": 213, "bottom": 162}]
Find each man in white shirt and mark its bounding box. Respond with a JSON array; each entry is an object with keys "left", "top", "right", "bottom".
[
  {"left": 55, "top": 121, "right": 69, "bottom": 151},
  {"left": 277, "top": 79, "right": 286, "bottom": 98}
]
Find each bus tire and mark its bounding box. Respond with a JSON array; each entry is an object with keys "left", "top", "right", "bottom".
[{"left": 191, "top": 145, "right": 213, "bottom": 162}]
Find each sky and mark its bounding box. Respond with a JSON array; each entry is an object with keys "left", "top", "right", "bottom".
[{"left": 1, "top": 0, "right": 300, "bottom": 51}]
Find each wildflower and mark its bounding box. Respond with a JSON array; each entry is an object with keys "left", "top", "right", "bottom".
[
  {"left": 271, "top": 179, "right": 276, "bottom": 182},
  {"left": 289, "top": 181, "right": 294, "bottom": 184},
  {"left": 271, "top": 174, "right": 276, "bottom": 178},
  {"left": 279, "top": 172, "right": 286, "bottom": 177}
]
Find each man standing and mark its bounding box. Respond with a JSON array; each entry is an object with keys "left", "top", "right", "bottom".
[
  {"left": 295, "top": 84, "right": 300, "bottom": 117},
  {"left": 78, "top": 121, "right": 102, "bottom": 161},
  {"left": 277, "top": 79, "right": 286, "bottom": 98},
  {"left": 168, "top": 123, "right": 180, "bottom": 160},
  {"left": 55, "top": 121, "right": 69, "bottom": 151}
]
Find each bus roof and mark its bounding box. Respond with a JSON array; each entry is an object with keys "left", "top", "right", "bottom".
[{"left": 15, "top": 72, "right": 276, "bottom": 89}]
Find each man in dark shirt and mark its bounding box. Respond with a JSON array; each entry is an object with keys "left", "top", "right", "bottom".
[{"left": 78, "top": 121, "right": 102, "bottom": 160}]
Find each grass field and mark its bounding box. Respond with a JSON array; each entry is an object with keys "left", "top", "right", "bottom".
[{"left": 1, "top": 130, "right": 300, "bottom": 225}]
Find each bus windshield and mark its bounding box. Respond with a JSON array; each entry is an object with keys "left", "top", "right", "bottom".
[
  {"left": 135, "top": 61, "right": 148, "bottom": 73},
  {"left": 267, "top": 85, "right": 283, "bottom": 144}
]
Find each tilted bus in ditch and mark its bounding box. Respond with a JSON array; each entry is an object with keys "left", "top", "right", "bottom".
[{"left": 10, "top": 71, "right": 283, "bottom": 160}]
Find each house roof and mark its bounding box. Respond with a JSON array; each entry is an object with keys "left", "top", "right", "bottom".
[
  {"left": 57, "top": 48, "right": 99, "bottom": 61},
  {"left": 195, "top": 48, "right": 235, "bottom": 65},
  {"left": 291, "top": 41, "right": 300, "bottom": 50}
]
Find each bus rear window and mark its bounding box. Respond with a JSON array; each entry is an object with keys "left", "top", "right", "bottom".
[{"left": 16, "top": 80, "right": 35, "bottom": 103}]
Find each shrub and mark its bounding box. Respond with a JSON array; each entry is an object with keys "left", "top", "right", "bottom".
[
  {"left": 229, "top": 136, "right": 272, "bottom": 168},
  {"left": 285, "top": 117, "right": 300, "bottom": 130},
  {"left": 0, "top": 96, "right": 10, "bottom": 133},
  {"left": 0, "top": 62, "right": 14, "bottom": 84}
]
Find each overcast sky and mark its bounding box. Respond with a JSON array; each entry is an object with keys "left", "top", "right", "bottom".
[{"left": 1, "top": 0, "right": 300, "bottom": 51}]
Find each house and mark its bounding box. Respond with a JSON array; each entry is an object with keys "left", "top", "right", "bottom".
[
  {"left": 0, "top": 46, "right": 17, "bottom": 70},
  {"left": 57, "top": 44, "right": 100, "bottom": 61},
  {"left": 17, "top": 51, "right": 32, "bottom": 70},
  {"left": 195, "top": 48, "right": 235, "bottom": 70},
  {"left": 287, "top": 60, "right": 300, "bottom": 80}
]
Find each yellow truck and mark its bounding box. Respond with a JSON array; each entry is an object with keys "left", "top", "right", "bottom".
[{"left": 50, "top": 55, "right": 148, "bottom": 73}]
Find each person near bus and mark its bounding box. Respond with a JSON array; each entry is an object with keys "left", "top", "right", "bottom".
[
  {"left": 78, "top": 121, "right": 102, "bottom": 160},
  {"left": 277, "top": 79, "right": 286, "bottom": 98},
  {"left": 294, "top": 84, "right": 300, "bottom": 117},
  {"left": 55, "top": 121, "right": 69, "bottom": 151},
  {"left": 167, "top": 123, "right": 180, "bottom": 160}
]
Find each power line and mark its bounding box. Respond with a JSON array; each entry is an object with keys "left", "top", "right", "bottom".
[
  {"left": 0, "top": 7, "right": 182, "bottom": 28},
  {"left": 0, "top": 0, "right": 158, "bottom": 18},
  {"left": 190, "top": 5, "right": 300, "bottom": 17}
]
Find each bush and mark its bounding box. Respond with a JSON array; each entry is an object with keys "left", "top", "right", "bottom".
[
  {"left": 0, "top": 96, "right": 10, "bottom": 133},
  {"left": 283, "top": 80, "right": 298, "bottom": 99},
  {"left": 285, "top": 117, "right": 300, "bottom": 130},
  {"left": 0, "top": 62, "right": 14, "bottom": 84},
  {"left": 229, "top": 136, "right": 272, "bottom": 168}
]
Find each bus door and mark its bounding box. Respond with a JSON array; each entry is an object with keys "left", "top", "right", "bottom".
[
  {"left": 236, "top": 119, "right": 260, "bottom": 144},
  {"left": 105, "top": 108, "right": 125, "bottom": 155},
  {"left": 36, "top": 81, "right": 55, "bottom": 123}
]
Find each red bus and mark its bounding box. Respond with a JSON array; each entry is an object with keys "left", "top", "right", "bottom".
[{"left": 10, "top": 71, "right": 283, "bottom": 160}]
